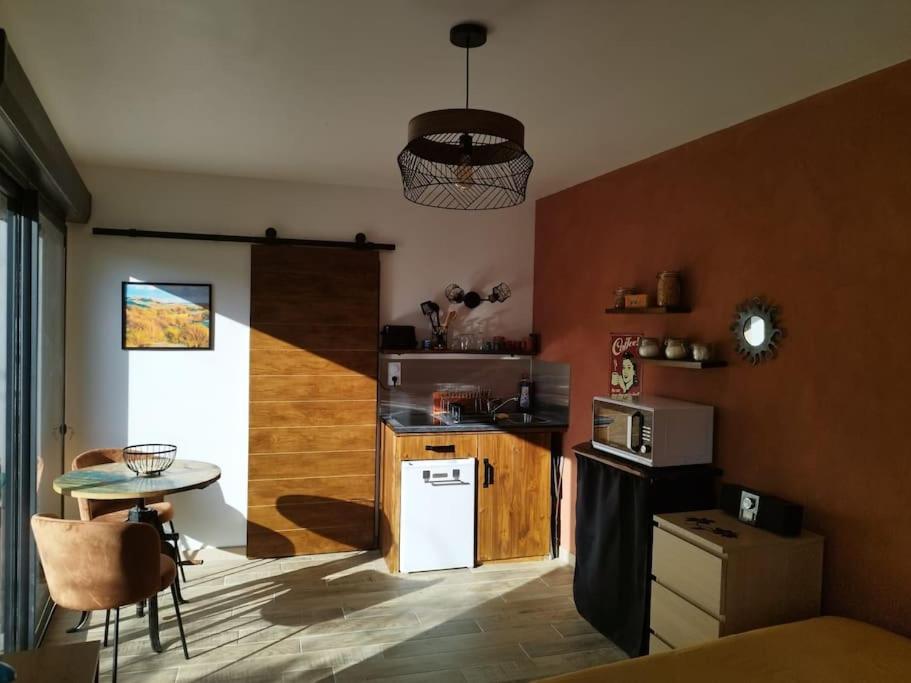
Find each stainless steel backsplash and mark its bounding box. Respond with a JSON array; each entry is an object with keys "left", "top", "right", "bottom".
[
  {"left": 531, "top": 359, "right": 571, "bottom": 422},
  {"left": 378, "top": 356, "right": 570, "bottom": 420}
]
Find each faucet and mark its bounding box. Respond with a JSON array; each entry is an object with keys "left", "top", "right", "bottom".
[{"left": 488, "top": 396, "right": 519, "bottom": 416}]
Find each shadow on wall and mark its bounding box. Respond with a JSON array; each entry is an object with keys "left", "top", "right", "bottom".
[
  {"left": 247, "top": 496, "right": 376, "bottom": 559},
  {"left": 64, "top": 234, "right": 249, "bottom": 548},
  {"left": 175, "top": 482, "right": 247, "bottom": 558}
]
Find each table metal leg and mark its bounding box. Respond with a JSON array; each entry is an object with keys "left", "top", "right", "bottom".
[{"left": 128, "top": 502, "right": 158, "bottom": 623}]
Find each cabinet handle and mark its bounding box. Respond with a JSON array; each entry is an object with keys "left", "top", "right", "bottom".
[
  {"left": 425, "top": 444, "right": 456, "bottom": 453},
  {"left": 483, "top": 458, "right": 494, "bottom": 488}
]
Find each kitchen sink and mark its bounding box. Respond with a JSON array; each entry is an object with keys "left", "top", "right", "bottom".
[
  {"left": 496, "top": 413, "right": 551, "bottom": 425},
  {"left": 438, "top": 412, "right": 551, "bottom": 426}
]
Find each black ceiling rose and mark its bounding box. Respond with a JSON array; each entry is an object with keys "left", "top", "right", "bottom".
[
  {"left": 449, "top": 23, "right": 487, "bottom": 49},
  {"left": 397, "top": 22, "right": 534, "bottom": 210}
]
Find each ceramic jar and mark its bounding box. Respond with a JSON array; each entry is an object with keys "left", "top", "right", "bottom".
[
  {"left": 656, "top": 271, "right": 682, "bottom": 307},
  {"left": 691, "top": 343, "right": 712, "bottom": 361},
  {"left": 664, "top": 338, "right": 688, "bottom": 360},
  {"left": 638, "top": 337, "right": 661, "bottom": 358}
]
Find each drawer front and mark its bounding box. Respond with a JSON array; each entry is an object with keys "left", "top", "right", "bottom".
[
  {"left": 652, "top": 525, "right": 724, "bottom": 616},
  {"left": 650, "top": 581, "right": 721, "bottom": 649},
  {"left": 648, "top": 632, "right": 673, "bottom": 654},
  {"left": 397, "top": 434, "right": 477, "bottom": 461}
]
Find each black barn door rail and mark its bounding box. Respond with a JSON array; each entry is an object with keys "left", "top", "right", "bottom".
[{"left": 92, "top": 227, "right": 396, "bottom": 251}]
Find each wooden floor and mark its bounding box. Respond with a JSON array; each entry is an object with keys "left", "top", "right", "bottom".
[{"left": 44, "top": 551, "right": 625, "bottom": 682}]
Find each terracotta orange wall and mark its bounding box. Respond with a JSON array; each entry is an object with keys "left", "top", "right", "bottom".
[{"left": 534, "top": 60, "right": 911, "bottom": 635}]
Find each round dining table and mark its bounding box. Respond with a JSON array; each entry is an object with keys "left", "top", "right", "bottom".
[
  {"left": 53, "top": 459, "right": 221, "bottom": 653},
  {"left": 53, "top": 459, "right": 221, "bottom": 510}
]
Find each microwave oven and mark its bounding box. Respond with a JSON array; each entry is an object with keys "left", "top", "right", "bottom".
[{"left": 592, "top": 395, "right": 713, "bottom": 467}]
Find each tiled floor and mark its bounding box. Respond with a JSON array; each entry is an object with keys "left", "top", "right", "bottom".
[{"left": 44, "top": 550, "right": 625, "bottom": 682}]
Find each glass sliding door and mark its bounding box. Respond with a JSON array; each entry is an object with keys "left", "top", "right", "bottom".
[
  {"left": 0, "top": 192, "right": 9, "bottom": 651},
  {"left": 0, "top": 189, "right": 34, "bottom": 651},
  {"left": 0, "top": 189, "right": 66, "bottom": 651},
  {"left": 32, "top": 214, "right": 66, "bottom": 636}
]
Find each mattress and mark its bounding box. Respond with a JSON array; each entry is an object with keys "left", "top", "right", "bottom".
[{"left": 540, "top": 617, "right": 911, "bottom": 682}]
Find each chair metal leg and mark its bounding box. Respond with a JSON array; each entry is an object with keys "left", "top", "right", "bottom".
[
  {"left": 66, "top": 610, "right": 90, "bottom": 633},
  {"left": 103, "top": 609, "right": 110, "bottom": 647},
  {"left": 163, "top": 540, "right": 188, "bottom": 604},
  {"left": 148, "top": 595, "right": 162, "bottom": 653},
  {"left": 169, "top": 521, "right": 188, "bottom": 584},
  {"left": 112, "top": 607, "right": 120, "bottom": 683},
  {"left": 170, "top": 583, "right": 190, "bottom": 660},
  {"left": 35, "top": 602, "right": 56, "bottom": 647}
]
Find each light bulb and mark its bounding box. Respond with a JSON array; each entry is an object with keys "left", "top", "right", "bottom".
[{"left": 454, "top": 133, "right": 475, "bottom": 191}]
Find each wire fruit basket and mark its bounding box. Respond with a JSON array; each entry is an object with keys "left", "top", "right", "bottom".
[{"left": 122, "top": 444, "right": 177, "bottom": 477}]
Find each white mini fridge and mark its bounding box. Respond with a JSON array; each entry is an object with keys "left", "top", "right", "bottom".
[{"left": 399, "top": 458, "right": 476, "bottom": 573}]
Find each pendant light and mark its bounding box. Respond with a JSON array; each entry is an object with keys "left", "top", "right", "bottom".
[{"left": 397, "top": 23, "right": 534, "bottom": 210}]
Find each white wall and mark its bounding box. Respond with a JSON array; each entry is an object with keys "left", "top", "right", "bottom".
[{"left": 66, "top": 165, "right": 535, "bottom": 549}]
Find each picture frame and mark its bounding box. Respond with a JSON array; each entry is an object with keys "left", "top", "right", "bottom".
[{"left": 122, "top": 282, "right": 213, "bottom": 350}]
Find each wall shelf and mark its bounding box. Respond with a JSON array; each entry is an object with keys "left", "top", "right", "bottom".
[
  {"left": 379, "top": 350, "right": 536, "bottom": 360},
  {"left": 641, "top": 358, "right": 727, "bottom": 369},
  {"left": 604, "top": 306, "right": 691, "bottom": 314}
]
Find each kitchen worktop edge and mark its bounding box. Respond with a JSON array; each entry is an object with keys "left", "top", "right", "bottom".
[{"left": 382, "top": 415, "right": 568, "bottom": 435}]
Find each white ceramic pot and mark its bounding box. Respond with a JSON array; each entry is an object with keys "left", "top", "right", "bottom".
[
  {"left": 664, "top": 338, "right": 688, "bottom": 360},
  {"left": 638, "top": 337, "right": 661, "bottom": 358},
  {"left": 691, "top": 343, "right": 712, "bottom": 361}
]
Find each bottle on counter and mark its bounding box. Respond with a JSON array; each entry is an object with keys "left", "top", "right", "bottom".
[{"left": 518, "top": 376, "right": 534, "bottom": 413}]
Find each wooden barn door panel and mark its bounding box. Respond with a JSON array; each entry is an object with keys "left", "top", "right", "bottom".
[{"left": 247, "top": 246, "right": 378, "bottom": 558}]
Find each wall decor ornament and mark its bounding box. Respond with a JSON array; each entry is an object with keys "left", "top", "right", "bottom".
[
  {"left": 122, "top": 282, "right": 212, "bottom": 350},
  {"left": 731, "top": 297, "right": 782, "bottom": 364}
]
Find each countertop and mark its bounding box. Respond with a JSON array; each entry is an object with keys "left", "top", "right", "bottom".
[{"left": 383, "top": 411, "right": 568, "bottom": 434}]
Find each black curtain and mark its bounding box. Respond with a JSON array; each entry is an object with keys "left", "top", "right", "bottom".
[{"left": 572, "top": 455, "right": 651, "bottom": 657}]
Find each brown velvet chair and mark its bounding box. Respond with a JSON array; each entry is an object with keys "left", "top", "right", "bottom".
[
  {"left": 31, "top": 514, "right": 188, "bottom": 683},
  {"left": 72, "top": 448, "right": 188, "bottom": 578}
]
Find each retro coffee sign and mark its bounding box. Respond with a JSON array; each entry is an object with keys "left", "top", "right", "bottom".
[{"left": 610, "top": 333, "right": 642, "bottom": 398}]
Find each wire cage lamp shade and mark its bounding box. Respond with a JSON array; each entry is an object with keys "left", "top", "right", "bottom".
[{"left": 397, "top": 23, "right": 534, "bottom": 210}]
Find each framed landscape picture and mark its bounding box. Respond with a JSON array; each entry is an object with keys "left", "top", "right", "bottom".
[{"left": 122, "top": 282, "right": 213, "bottom": 350}]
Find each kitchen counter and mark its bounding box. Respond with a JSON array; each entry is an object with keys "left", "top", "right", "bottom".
[
  {"left": 380, "top": 421, "right": 562, "bottom": 572},
  {"left": 382, "top": 411, "right": 568, "bottom": 434}
]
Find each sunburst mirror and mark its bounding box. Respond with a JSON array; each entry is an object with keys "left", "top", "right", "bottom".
[{"left": 731, "top": 297, "right": 783, "bottom": 364}]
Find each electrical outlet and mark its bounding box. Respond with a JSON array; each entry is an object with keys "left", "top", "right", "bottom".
[{"left": 387, "top": 361, "right": 402, "bottom": 388}]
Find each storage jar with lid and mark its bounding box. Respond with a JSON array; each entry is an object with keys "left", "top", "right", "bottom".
[{"left": 656, "top": 271, "right": 682, "bottom": 307}]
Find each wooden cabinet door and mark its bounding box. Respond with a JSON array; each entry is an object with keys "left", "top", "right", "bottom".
[{"left": 477, "top": 432, "right": 551, "bottom": 562}]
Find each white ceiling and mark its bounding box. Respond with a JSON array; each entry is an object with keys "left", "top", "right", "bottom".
[{"left": 1, "top": 0, "right": 910, "bottom": 198}]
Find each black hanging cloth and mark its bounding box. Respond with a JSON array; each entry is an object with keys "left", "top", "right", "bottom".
[{"left": 571, "top": 443, "right": 717, "bottom": 657}]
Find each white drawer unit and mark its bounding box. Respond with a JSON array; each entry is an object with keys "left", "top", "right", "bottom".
[{"left": 648, "top": 509, "right": 824, "bottom": 653}]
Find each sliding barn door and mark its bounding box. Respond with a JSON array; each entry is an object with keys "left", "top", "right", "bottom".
[{"left": 247, "top": 246, "right": 378, "bottom": 558}]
